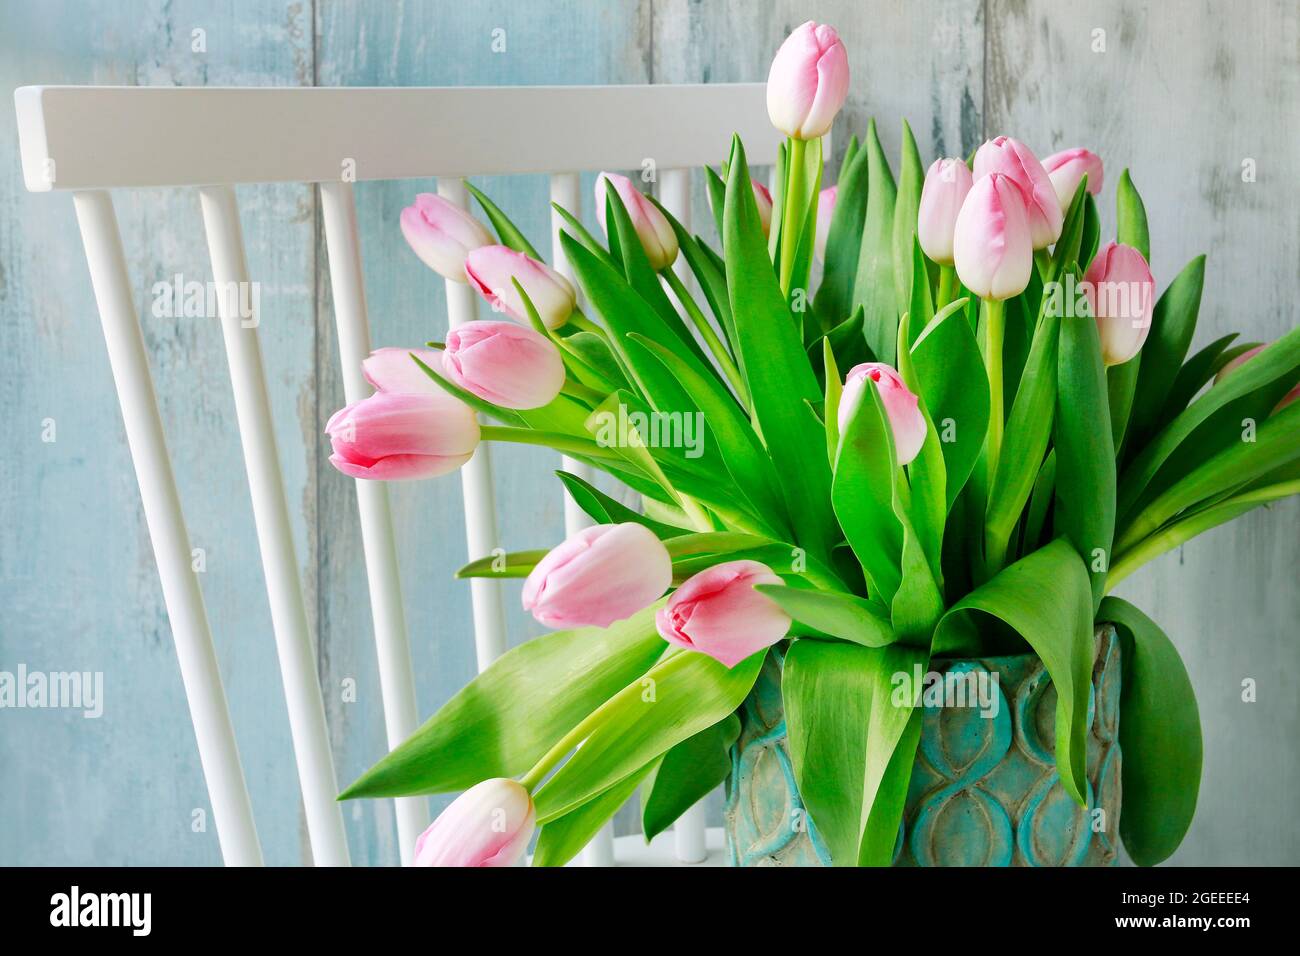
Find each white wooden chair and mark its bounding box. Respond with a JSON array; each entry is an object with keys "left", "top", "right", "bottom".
[{"left": 13, "top": 83, "right": 783, "bottom": 866}]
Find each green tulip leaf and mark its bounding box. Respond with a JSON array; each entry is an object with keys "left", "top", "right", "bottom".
[
  {"left": 814, "top": 134, "right": 870, "bottom": 327},
  {"left": 340, "top": 605, "right": 667, "bottom": 799},
  {"left": 754, "top": 583, "right": 895, "bottom": 647},
  {"left": 892, "top": 120, "right": 925, "bottom": 308},
  {"left": 851, "top": 119, "right": 899, "bottom": 365},
  {"left": 456, "top": 549, "right": 549, "bottom": 579},
  {"left": 1123, "top": 256, "right": 1205, "bottom": 453},
  {"left": 640, "top": 714, "right": 740, "bottom": 841},
  {"left": 533, "top": 648, "right": 764, "bottom": 822},
  {"left": 466, "top": 180, "right": 542, "bottom": 259},
  {"left": 723, "top": 134, "right": 837, "bottom": 562},
  {"left": 554, "top": 470, "right": 689, "bottom": 538},
  {"left": 1054, "top": 302, "right": 1116, "bottom": 611},
  {"left": 533, "top": 759, "right": 659, "bottom": 867},
  {"left": 934, "top": 539, "right": 1094, "bottom": 805},
  {"left": 1116, "top": 169, "right": 1151, "bottom": 261},
  {"left": 1099, "top": 597, "right": 1201, "bottom": 866}
]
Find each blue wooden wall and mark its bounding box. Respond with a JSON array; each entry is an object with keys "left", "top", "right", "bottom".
[{"left": 1, "top": 0, "right": 1296, "bottom": 865}]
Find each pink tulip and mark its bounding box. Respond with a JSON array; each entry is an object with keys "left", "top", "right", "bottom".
[
  {"left": 656, "top": 560, "right": 791, "bottom": 668},
  {"left": 465, "top": 245, "right": 576, "bottom": 330},
  {"left": 326, "top": 388, "right": 479, "bottom": 481},
  {"left": 838, "top": 363, "right": 928, "bottom": 466},
  {"left": 973, "top": 136, "right": 1062, "bottom": 250},
  {"left": 522, "top": 523, "right": 672, "bottom": 629},
  {"left": 595, "top": 172, "right": 679, "bottom": 270},
  {"left": 766, "top": 21, "right": 850, "bottom": 140},
  {"left": 1214, "top": 344, "right": 1266, "bottom": 383},
  {"left": 440, "top": 321, "right": 565, "bottom": 410},
  {"left": 1042, "top": 148, "right": 1104, "bottom": 211},
  {"left": 413, "top": 778, "right": 535, "bottom": 867},
  {"left": 814, "top": 185, "right": 837, "bottom": 261},
  {"left": 363, "top": 346, "right": 444, "bottom": 394},
  {"left": 1084, "top": 242, "right": 1155, "bottom": 366},
  {"left": 752, "top": 180, "right": 774, "bottom": 238},
  {"left": 952, "top": 173, "right": 1033, "bottom": 301},
  {"left": 917, "top": 158, "right": 974, "bottom": 265},
  {"left": 399, "top": 193, "right": 494, "bottom": 283}
]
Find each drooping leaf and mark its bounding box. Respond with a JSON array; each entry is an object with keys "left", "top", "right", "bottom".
[
  {"left": 1118, "top": 324, "right": 1300, "bottom": 518},
  {"left": 533, "top": 648, "right": 764, "bottom": 821},
  {"left": 1099, "top": 597, "right": 1201, "bottom": 866},
  {"left": 933, "top": 539, "right": 1094, "bottom": 805},
  {"left": 340, "top": 606, "right": 667, "bottom": 798},
  {"left": 533, "top": 760, "right": 659, "bottom": 867},
  {"left": 754, "top": 583, "right": 895, "bottom": 647},
  {"left": 456, "top": 549, "right": 549, "bottom": 579},
  {"left": 554, "top": 470, "right": 689, "bottom": 538},
  {"left": 783, "top": 640, "right": 927, "bottom": 866},
  {"left": 1117, "top": 397, "right": 1300, "bottom": 552},
  {"left": 640, "top": 714, "right": 740, "bottom": 840}
]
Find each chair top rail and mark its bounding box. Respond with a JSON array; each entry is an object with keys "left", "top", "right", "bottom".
[{"left": 15, "top": 84, "right": 786, "bottom": 192}]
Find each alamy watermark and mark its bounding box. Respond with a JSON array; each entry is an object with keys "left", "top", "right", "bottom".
[
  {"left": 892, "top": 663, "right": 1000, "bottom": 719},
  {"left": 591, "top": 402, "right": 705, "bottom": 459},
  {"left": 0, "top": 664, "right": 103, "bottom": 718},
  {"left": 151, "top": 273, "right": 259, "bottom": 327},
  {"left": 1043, "top": 274, "right": 1153, "bottom": 325}
]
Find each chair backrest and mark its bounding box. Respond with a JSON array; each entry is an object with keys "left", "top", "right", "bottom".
[{"left": 14, "top": 83, "right": 786, "bottom": 867}]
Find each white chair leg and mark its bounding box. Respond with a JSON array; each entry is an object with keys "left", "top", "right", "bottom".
[
  {"left": 72, "top": 189, "right": 263, "bottom": 867},
  {"left": 436, "top": 177, "right": 509, "bottom": 673},
  {"left": 659, "top": 168, "right": 711, "bottom": 863},
  {"left": 548, "top": 170, "right": 620, "bottom": 866},
  {"left": 319, "top": 181, "right": 429, "bottom": 864},
  {"left": 198, "top": 185, "right": 351, "bottom": 867}
]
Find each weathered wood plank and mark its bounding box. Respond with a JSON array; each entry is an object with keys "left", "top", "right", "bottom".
[
  {"left": 987, "top": 0, "right": 1300, "bottom": 864},
  {"left": 0, "top": 0, "right": 317, "bottom": 864}
]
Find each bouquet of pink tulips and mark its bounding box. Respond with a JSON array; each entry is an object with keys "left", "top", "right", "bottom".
[{"left": 334, "top": 21, "right": 1300, "bottom": 867}]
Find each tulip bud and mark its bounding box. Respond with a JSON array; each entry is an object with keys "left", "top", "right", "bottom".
[
  {"left": 838, "top": 363, "right": 928, "bottom": 466},
  {"left": 522, "top": 523, "right": 673, "bottom": 629},
  {"left": 752, "top": 180, "right": 774, "bottom": 238},
  {"left": 413, "top": 778, "right": 535, "bottom": 867},
  {"left": 952, "top": 173, "right": 1033, "bottom": 301},
  {"left": 656, "top": 560, "right": 791, "bottom": 668},
  {"left": 766, "top": 21, "right": 850, "bottom": 140},
  {"left": 917, "top": 158, "right": 974, "bottom": 265},
  {"left": 362, "top": 346, "right": 442, "bottom": 394},
  {"left": 439, "top": 321, "right": 565, "bottom": 410},
  {"left": 326, "top": 388, "right": 479, "bottom": 481},
  {"left": 1214, "top": 344, "right": 1265, "bottom": 383},
  {"left": 595, "top": 172, "right": 679, "bottom": 270},
  {"left": 814, "top": 185, "right": 837, "bottom": 262},
  {"left": 973, "top": 136, "right": 1062, "bottom": 249},
  {"left": 1041, "top": 148, "right": 1104, "bottom": 212},
  {"left": 399, "top": 193, "right": 494, "bottom": 283},
  {"left": 465, "top": 245, "right": 576, "bottom": 330},
  {"left": 1083, "top": 242, "right": 1155, "bottom": 366}
]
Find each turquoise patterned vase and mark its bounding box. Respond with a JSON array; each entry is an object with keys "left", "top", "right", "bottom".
[{"left": 723, "top": 627, "right": 1122, "bottom": 866}]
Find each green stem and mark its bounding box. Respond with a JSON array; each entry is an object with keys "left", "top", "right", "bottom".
[
  {"left": 778, "top": 137, "right": 807, "bottom": 295},
  {"left": 519, "top": 646, "right": 689, "bottom": 792},
  {"left": 559, "top": 379, "right": 606, "bottom": 405},
  {"left": 983, "top": 297, "right": 1005, "bottom": 492},
  {"left": 936, "top": 265, "right": 957, "bottom": 309},
  {"left": 564, "top": 308, "right": 604, "bottom": 336},
  {"left": 479, "top": 424, "right": 621, "bottom": 460},
  {"left": 660, "top": 268, "right": 750, "bottom": 409}
]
